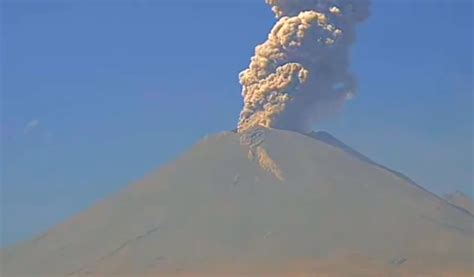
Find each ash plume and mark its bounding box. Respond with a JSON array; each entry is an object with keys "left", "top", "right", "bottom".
[{"left": 238, "top": 0, "right": 370, "bottom": 133}]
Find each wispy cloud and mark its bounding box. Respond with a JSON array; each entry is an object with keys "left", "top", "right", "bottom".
[{"left": 24, "top": 119, "right": 40, "bottom": 134}]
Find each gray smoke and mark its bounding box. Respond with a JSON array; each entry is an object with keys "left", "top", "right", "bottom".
[{"left": 238, "top": 0, "right": 370, "bottom": 133}]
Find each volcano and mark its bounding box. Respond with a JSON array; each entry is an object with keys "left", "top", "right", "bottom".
[{"left": 2, "top": 128, "right": 473, "bottom": 276}]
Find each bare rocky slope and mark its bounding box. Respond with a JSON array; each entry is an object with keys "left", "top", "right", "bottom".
[{"left": 2, "top": 128, "right": 473, "bottom": 276}]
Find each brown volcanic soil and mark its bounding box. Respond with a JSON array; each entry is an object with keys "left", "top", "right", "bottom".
[{"left": 2, "top": 128, "right": 473, "bottom": 276}]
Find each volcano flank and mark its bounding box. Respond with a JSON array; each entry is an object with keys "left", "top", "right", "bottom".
[{"left": 2, "top": 128, "right": 473, "bottom": 276}]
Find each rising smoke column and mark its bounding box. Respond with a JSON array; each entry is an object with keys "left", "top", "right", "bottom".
[{"left": 238, "top": 0, "right": 370, "bottom": 133}]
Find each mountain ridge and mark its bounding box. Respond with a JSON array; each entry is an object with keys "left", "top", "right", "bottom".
[{"left": 308, "top": 130, "right": 474, "bottom": 217}]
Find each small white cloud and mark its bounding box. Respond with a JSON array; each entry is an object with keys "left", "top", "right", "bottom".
[{"left": 24, "top": 119, "right": 40, "bottom": 134}]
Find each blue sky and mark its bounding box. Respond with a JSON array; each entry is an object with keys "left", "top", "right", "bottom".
[{"left": 1, "top": 0, "right": 472, "bottom": 247}]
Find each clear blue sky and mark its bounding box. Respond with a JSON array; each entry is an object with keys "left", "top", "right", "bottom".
[{"left": 1, "top": 0, "right": 472, "bottom": 247}]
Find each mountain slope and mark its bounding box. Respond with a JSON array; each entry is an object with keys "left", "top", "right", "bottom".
[
  {"left": 445, "top": 191, "right": 474, "bottom": 215},
  {"left": 2, "top": 128, "right": 473, "bottom": 276},
  {"left": 309, "top": 131, "right": 474, "bottom": 217}
]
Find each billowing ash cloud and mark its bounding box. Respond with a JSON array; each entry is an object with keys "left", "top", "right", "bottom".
[{"left": 238, "top": 0, "right": 370, "bottom": 133}]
